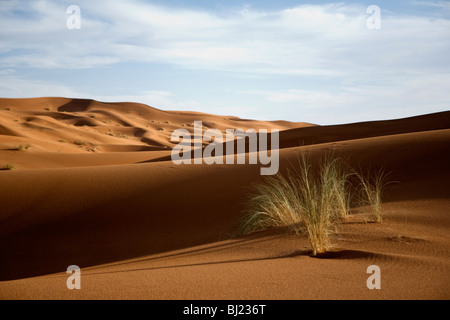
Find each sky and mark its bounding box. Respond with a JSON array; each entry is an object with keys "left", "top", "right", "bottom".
[{"left": 0, "top": 0, "right": 449, "bottom": 125}]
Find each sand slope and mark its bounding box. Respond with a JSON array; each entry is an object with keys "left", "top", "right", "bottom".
[{"left": 0, "top": 98, "right": 449, "bottom": 299}]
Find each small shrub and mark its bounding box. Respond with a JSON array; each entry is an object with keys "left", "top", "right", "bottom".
[
  {"left": 74, "top": 140, "right": 85, "bottom": 146},
  {"left": 86, "top": 145, "right": 98, "bottom": 152},
  {"left": 11, "top": 144, "right": 30, "bottom": 151},
  {"left": 4, "top": 163, "right": 16, "bottom": 170}
]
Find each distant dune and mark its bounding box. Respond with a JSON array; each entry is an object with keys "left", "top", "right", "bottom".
[{"left": 0, "top": 97, "right": 449, "bottom": 299}]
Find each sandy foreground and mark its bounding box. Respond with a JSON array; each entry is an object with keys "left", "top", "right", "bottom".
[{"left": 0, "top": 97, "right": 449, "bottom": 300}]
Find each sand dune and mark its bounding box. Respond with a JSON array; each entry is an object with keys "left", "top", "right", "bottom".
[{"left": 0, "top": 97, "right": 449, "bottom": 299}]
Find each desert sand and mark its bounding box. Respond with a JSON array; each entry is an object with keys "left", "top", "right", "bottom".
[{"left": 0, "top": 97, "right": 449, "bottom": 300}]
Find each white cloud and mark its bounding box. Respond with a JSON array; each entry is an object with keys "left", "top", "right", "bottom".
[
  {"left": 0, "top": 69, "right": 15, "bottom": 76},
  {"left": 239, "top": 70, "right": 450, "bottom": 124},
  {"left": 0, "top": 77, "right": 84, "bottom": 98},
  {"left": 411, "top": 1, "right": 450, "bottom": 10},
  {"left": 0, "top": 1, "right": 449, "bottom": 124},
  {"left": 92, "top": 90, "right": 197, "bottom": 110},
  {"left": 1, "top": 0, "right": 448, "bottom": 76},
  {"left": 0, "top": 76, "right": 197, "bottom": 111}
]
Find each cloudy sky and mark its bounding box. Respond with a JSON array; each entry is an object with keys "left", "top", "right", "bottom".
[{"left": 1, "top": 0, "right": 449, "bottom": 124}]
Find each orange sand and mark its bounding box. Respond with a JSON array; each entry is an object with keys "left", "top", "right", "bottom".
[{"left": 0, "top": 98, "right": 449, "bottom": 299}]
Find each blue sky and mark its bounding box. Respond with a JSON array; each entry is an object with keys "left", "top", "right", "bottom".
[{"left": 0, "top": 0, "right": 449, "bottom": 124}]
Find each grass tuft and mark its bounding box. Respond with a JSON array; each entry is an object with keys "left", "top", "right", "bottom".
[
  {"left": 2, "top": 163, "right": 16, "bottom": 170},
  {"left": 355, "top": 168, "right": 391, "bottom": 223},
  {"left": 236, "top": 154, "right": 392, "bottom": 255},
  {"left": 237, "top": 173, "right": 304, "bottom": 236},
  {"left": 237, "top": 155, "right": 352, "bottom": 256}
]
